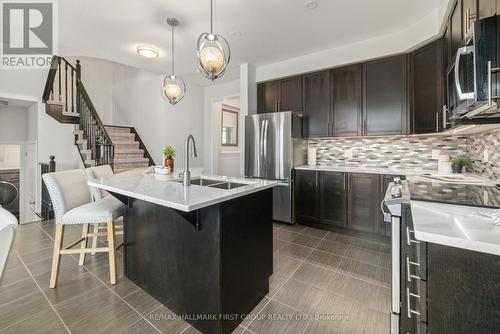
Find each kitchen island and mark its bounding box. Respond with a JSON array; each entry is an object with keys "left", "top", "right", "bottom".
[{"left": 89, "top": 169, "right": 278, "bottom": 334}]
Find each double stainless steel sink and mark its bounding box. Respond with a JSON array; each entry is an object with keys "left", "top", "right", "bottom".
[{"left": 175, "top": 177, "right": 248, "bottom": 190}]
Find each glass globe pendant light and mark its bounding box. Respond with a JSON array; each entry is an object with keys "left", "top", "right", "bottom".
[
  {"left": 196, "top": 0, "right": 231, "bottom": 81},
  {"left": 162, "top": 18, "right": 186, "bottom": 105}
]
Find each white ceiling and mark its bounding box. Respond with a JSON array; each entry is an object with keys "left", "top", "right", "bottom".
[{"left": 59, "top": 0, "right": 441, "bottom": 86}]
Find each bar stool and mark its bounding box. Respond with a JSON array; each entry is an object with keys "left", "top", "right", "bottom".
[
  {"left": 84, "top": 165, "right": 124, "bottom": 253},
  {"left": 42, "top": 169, "right": 123, "bottom": 288}
]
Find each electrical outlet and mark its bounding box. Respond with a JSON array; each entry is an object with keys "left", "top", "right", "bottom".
[
  {"left": 483, "top": 148, "right": 489, "bottom": 163},
  {"left": 432, "top": 150, "right": 440, "bottom": 159},
  {"left": 344, "top": 148, "right": 353, "bottom": 159}
]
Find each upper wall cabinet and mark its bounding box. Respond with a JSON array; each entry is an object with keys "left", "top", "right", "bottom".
[
  {"left": 450, "top": 0, "right": 463, "bottom": 59},
  {"left": 332, "top": 65, "right": 362, "bottom": 137},
  {"left": 478, "top": 0, "right": 497, "bottom": 19},
  {"left": 303, "top": 70, "right": 331, "bottom": 137},
  {"left": 364, "top": 55, "right": 408, "bottom": 136},
  {"left": 257, "top": 76, "right": 302, "bottom": 114},
  {"left": 257, "top": 81, "right": 279, "bottom": 113},
  {"left": 411, "top": 40, "right": 445, "bottom": 134}
]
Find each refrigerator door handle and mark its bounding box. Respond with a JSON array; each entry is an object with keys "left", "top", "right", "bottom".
[
  {"left": 259, "top": 119, "right": 266, "bottom": 176},
  {"left": 263, "top": 119, "right": 269, "bottom": 160}
]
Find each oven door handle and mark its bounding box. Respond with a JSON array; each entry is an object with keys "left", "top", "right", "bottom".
[{"left": 454, "top": 46, "right": 475, "bottom": 100}]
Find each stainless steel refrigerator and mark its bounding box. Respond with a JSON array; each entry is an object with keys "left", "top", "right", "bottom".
[{"left": 245, "top": 111, "right": 306, "bottom": 223}]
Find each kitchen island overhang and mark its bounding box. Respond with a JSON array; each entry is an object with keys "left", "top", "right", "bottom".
[{"left": 89, "top": 170, "right": 278, "bottom": 334}]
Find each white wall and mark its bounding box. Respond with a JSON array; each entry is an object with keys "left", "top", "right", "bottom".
[
  {"left": 110, "top": 61, "right": 205, "bottom": 168},
  {"left": 255, "top": 8, "right": 443, "bottom": 82},
  {"left": 66, "top": 57, "right": 115, "bottom": 125},
  {"left": 0, "top": 106, "right": 29, "bottom": 141},
  {"left": 0, "top": 69, "right": 46, "bottom": 98}
]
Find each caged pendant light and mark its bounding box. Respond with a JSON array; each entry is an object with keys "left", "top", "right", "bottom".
[
  {"left": 196, "top": 0, "right": 231, "bottom": 81},
  {"left": 162, "top": 18, "right": 186, "bottom": 105}
]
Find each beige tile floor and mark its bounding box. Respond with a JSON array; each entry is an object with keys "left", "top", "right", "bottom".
[{"left": 0, "top": 220, "right": 390, "bottom": 334}]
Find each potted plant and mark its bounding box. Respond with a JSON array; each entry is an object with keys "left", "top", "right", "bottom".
[
  {"left": 451, "top": 155, "right": 472, "bottom": 173},
  {"left": 163, "top": 146, "right": 176, "bottom": 171}
]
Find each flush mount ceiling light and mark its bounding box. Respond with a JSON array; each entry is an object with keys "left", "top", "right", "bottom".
[
  {"left": 162, "top": 18, "right": 186, "bottom": 105},
  {"left": 305, "top": 0, "right": 318, "bottom": 9},
  {"left": 196, "top": 0, "right": 231, "bottom": 81},
  {"left": 136, "top": 45, "right": 159, "bottom": 58}
]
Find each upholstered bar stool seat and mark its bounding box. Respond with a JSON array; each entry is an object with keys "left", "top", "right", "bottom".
[
  {"left": 42, "top": 169, "right": 122, "bottom": 288},
  {"left": 62, "top": 196, "right": 123, "bottom": 225}
]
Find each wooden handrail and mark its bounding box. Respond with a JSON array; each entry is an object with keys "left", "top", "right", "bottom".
[{"left": 42, "top": 55, "right": 59, "bottom": 102}]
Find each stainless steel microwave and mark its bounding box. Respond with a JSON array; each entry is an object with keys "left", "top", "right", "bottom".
[{"left": 447, "top": 15, "right": 500, "bottom": 120}]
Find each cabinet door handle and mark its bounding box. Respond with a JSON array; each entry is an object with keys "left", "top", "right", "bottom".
[
  {"left": 435, "top": 111, "right": 439, "bottom": 132},
  {"left": 406, "top": 256, "right": 421, "bottom": 282},
  {"left": 406, "top": 226, "right": 420, "bottom": 246},
  {"left": 442, "top": 105, "right": 447, "bottom": 129},
  {"left": 406, "top": 287, "right": 421, "bottom": 319}
]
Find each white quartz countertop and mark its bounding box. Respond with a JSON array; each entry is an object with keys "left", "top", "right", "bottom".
[
  {"left": 295, "top": 165, "right": 435, "bottom": 176},
  {"left": 411, "top": 200, "right": 500, "bottom": 256},
  {"left": 88, "top": 168, "right": 278, "bottom": 212}
]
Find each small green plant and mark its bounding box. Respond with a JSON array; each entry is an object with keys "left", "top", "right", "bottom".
[
  {"left": 163, "top": 146, "right": 176, "bottom": 159},
  {"left": 451, "top": 155, "right": 472, "bottom": 167}
]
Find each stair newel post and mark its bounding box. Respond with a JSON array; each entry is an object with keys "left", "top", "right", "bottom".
[{"left": 49, "top": 155, "right": 56, "bottom": 173}]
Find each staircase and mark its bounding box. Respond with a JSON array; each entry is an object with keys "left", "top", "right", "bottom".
[{"left": 42, "top": 56, "right": 155, "bottom": 172}]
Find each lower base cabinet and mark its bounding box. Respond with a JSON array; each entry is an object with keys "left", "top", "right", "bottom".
[
  {"left": 348, "top": 173, "right": 380, "bottom": 233},
  {"left": 400, "top": 203, "right": 500, "bottom": 334},
  {"left": 319, "top": 172, "right": 347, "bottom": 228},
  {"left": 294, "top": 170, "right": 401, "bottom": 237}
]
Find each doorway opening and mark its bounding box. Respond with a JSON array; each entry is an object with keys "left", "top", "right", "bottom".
[
  {"left": 211, "top": 96, "right": 241, "bottom": 177},
  {"left": 0, "top": 96, "right": 39, "bottom": 224}
]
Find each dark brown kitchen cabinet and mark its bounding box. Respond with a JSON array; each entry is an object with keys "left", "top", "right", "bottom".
[
  {"left": 294, "top": 170, "right": 319, "bottom": 223},
  {"left": 332, "top": 65, "right": 362, "bottom": 137},
  {"left": 279, "top": 76, "right": 303, "bottom": 112},
  {"left": 303, "top": 70, "right": 331, "bottom": 137},
  {"left": 257, "top": 81, "right": 279, "bottom": 113},
  {"left": 443, "top": 26, "right": 451, "bottom": 71},
  {"left": 450, "top": 0, "right": 463, "bottom": 59},
  {"left": 347, "top": 173, "right": 380, "bottom": 233},
  {"left": 364, "top": 55, "right": 408, "bottom": 136},
  {"left": 411, "top": 40, "right": 445, "bottom": 134},
  {"left": 319, "top": 172, "right": 347, "bottom": 228},
  {"left": 426, "top": 243, "right": 500, "bottom": 333},
  {"left": 257, "top": 76, "right": 302, "bottom": 114},
  {"left": 478, "top": 0, "right": 497, "bottom": 19}
]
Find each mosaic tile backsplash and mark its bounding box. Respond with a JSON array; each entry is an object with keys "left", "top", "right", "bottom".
[
  {"left": 308, "top": 135, "right": 469, "bottom": 171},
  {"left": 468, "top": 128, "right": 500, "bottom": 181}
]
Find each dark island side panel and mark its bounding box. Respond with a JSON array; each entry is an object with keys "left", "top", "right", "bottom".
[
  {"left": 122, "top": 188, "right": 273, "bottom": 334},
  {"left": 220, "top": 188, "right": 273, "bottom": 333}
]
